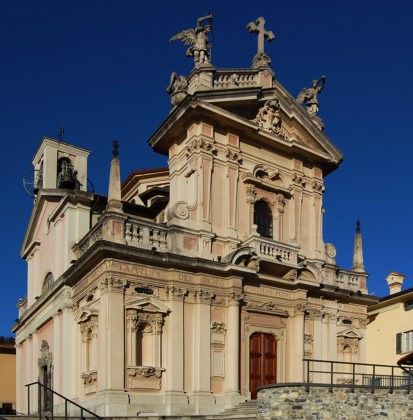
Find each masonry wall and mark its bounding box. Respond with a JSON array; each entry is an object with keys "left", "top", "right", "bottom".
[{"left": 258, "top": 385, "right": 413, "bottom": 419}]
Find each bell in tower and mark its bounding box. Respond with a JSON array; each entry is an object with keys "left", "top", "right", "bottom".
[{"left": 32, "top": 137, "right": 90, "bottom": 193}]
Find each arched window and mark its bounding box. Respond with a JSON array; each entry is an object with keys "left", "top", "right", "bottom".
[
  {"left": 254, "top": 200, "right": 273, "bottom": 238},
  {"left": 42, "top": 272, "right": 54, "bottom": 294}
]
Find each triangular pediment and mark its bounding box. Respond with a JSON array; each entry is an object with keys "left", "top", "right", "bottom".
[
  {"left": 337, "top": 328, "right": 363, "bottom": 339},
  {"left": 149, "top": 91, "right": 342, "bottom": 175},
  {"left": 125, "top": 297, "right": 170, "bottom": 314}
]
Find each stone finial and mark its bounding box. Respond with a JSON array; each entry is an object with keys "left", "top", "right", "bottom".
[
  {"left": 352, "top": 219, "right": 365, "bottom": 273},
  {"left": 386, "top": 272, "right": 405, "bottom": 295},
  {"left": 166, "top": 71, "right": 188, "bottom": 106},
  {"left": 297, "top": 76, "right": 326, "bottom": 116},
  {"left": 106, "top": 140, "right": 123, "bottom": 212},
  {"left": 170, "top": 14, "right": 213, "bottom": 68},
  {"left": 247, "top": 17, "right": 275, "bottom": 68}
]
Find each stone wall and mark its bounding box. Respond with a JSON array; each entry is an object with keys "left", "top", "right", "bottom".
[{"left": 258, "top": 384, "right": 413, "bottom": 419}]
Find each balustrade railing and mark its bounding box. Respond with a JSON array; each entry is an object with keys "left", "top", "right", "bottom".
[
  {"left": 213, "top": 70, "right": 258, "bottom": 89},
  {"left": 124, "top": 219, "right": 168, "bottom": 251},
  {"left": 244, "top": 236, "right": 299, "bottom": 266}
]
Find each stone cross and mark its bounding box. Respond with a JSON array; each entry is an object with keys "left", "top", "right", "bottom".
[{"left": 247, "top": 17, "right": 275, "bottom": 56}]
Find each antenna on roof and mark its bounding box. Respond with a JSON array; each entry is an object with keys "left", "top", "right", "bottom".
[{"left": 58, "top": 124, "right": 65, "bottom": 141}]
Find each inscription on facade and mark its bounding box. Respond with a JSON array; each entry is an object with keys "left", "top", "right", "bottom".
[{"left": 244, "top": 285, "right": 291, "bottom": 299}]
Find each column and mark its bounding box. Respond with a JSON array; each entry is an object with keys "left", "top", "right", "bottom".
[
  {"left": 225, "top": 293, "right": 242, "bottom": 405},
  {"left": 192, "top": 290, "right": 215, "bottom": 413}
]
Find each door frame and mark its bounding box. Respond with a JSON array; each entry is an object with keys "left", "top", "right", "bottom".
[{"left": 241, "top": 325, "right": 286, "bottom": 399}]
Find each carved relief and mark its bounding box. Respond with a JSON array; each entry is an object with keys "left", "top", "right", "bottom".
[
  {"left": 167, "top": 201, "right": 189, "bottom": 221},
  {"left": 211, "top": 321, "right": 226, "bottom": 334},
  {"left": 128, "top": 366, "right": 164, "bottom": 378},
  {"left": 186, "top": 138, "right": 216, "bottom": 156},
  {"left": 81, "top": 370, "right": 97, "bottom": 385},
  {"left": 226, "top": 148, "right": 243, "bottom": 163},
  {"left": 253, "top": 98, "right": 290, "bottom": 140}
]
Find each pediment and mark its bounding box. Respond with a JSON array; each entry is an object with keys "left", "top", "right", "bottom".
[
  {"left": 125, "top": 297, "right": 170, "bottom": 314},
  {"left": 337, "top": 328, "right": 363, "bottom": 339},
  {"left": 76, "top": 308, "right": 98, "bottom": 323},
  {"left": 149, "top": 93, "right": 343, "bottom": 175}
]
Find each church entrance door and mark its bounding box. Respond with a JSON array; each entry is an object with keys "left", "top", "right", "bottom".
[{"left": 249, "top": 332, "right": 277, "bottom": 399}]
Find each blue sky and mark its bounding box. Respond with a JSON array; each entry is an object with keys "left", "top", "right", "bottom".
[{"left": 1, "top": 0, "right": 412, "bottom": 335}]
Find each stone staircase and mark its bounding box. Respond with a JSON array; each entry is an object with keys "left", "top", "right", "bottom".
[
  {"left": 210, "top": 399, "right": 257, "bottom": 419},
  {"left": 0, "top": 400, "right": 258, "bottom": 420}
]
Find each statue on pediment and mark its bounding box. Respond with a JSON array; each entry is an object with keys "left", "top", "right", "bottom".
[
  {"left": 297, "top": 76, "right": 326, "bottom": 115},
  {"left": 170, "top": 15, "right": 213, "bottom": 67}
]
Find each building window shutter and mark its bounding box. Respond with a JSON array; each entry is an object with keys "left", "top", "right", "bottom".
[{"left": 396, "top": 333, "right": 402, "bottom": 354}]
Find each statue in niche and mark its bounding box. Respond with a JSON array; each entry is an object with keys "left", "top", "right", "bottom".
[
  {"left": 38, "top": 340, "right": 53, "bottom": 413},
  {"left": 170, "top": 14, "right": 213, "bottom": 67},
  {"left": 297, "top": 76, "right": 326, "bottom": 115},
  {"left": 57, "top": 157, "right": 81, "bottom": 190},
  {"left": 254, "top": 98, "right": 281, "bottom": 132},
  {"left": 166, "top": 72, "right": 188, "bottom": 106}
]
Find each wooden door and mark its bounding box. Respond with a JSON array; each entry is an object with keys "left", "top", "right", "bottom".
[{"left": 249, "top": 333, "right": 277, "bottom": 399}]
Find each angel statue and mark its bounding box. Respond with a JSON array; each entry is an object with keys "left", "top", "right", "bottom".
[
  {"left": 297, "top": 76, "right": 326, "bottom": 116},
  {"left": 170, "top": 15, "right": 213, "bottom": 67}
]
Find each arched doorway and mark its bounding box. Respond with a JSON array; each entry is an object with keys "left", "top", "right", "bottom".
[{"left": 249, "top": 333, "right": 277, "bottom": 399}]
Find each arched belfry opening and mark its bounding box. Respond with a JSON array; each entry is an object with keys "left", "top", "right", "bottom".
[{"left": 254, "top": 200, "right": 273, "bottom": 238}]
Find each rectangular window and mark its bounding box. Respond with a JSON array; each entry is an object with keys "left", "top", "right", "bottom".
[{"left": 397, "top": 331, "right": 413, "bottom": 354}]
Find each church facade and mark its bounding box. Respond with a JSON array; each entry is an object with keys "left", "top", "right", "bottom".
[{"left": 14, "top": 17, "right": 376, "bottom": 416}]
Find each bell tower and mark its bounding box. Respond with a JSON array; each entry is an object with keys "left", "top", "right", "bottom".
[{"left": 32, "top": 137, "right": 90, "bottom": 194}]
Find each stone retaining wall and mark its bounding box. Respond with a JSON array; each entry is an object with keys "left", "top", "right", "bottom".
[{"left": 257, "top": 384, "right": 413, "bottom": 419}]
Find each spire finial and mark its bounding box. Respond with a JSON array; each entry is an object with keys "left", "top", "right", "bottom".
[
  {"left": 106, "top": 140, "right": 122, "bottom": 212},
  {"left": 112, "top": 139, "right": 119, "bottom": 158},
  {"left": 352, "top": 219, "right": 365, "bottom": 272}
]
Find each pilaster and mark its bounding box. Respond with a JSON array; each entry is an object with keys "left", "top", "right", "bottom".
[
  {"left": 164, "top": 286, "right": 187, "bottom": 411},
  {"left": 192, "top": 290, "right": 215, "bottom": 413}
]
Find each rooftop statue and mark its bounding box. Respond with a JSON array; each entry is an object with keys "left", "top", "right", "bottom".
[
  {"left": 247, "top": 17, "right": 275, "bottom": 68},
  {"left": 170, "top": 15, "right": 213, "bottom": 67},
  {"left": 297, "top": 76, "right": 326, "bottom": 116}
]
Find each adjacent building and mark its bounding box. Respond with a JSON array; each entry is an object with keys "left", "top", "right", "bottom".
[
  {"left": 0, "top": 337, "right": 16, "bottom": 414},
  {"left": 14, "top": 16, "right": 377, "bottom": 416},
  {"left": 367, "top": 273, "right": 413, "bottom": 367}
]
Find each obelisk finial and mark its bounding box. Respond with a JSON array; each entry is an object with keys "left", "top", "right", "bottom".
[
  {"left": 247, "top": 17, "right": 275, "bottom": 68},
  {"left": 352, "top": 219, "right": 365, "bottom": 272},
  {"left": 106, "top": 140, "right": 122, "bottom": 212}
]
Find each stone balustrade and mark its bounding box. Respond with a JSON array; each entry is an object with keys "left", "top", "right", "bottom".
[
  {"left": 244, "top": 236, "right": 299, "bottom": 266},
  {"left": 124, "top": 218, "right": 168, "bottom": 251},
  {"left": 213, "top": 70, "right": 258, "bottom": 89},
  {"left": 74, "top": 223, "right": 103, "bottom": 258},
  {"left": 336, "top": 269, "right": 366, "bottom": 293}
]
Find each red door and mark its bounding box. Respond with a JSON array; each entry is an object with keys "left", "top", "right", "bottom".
[{"left": 249, "top": 333, "right": 277, "bottom": 399}]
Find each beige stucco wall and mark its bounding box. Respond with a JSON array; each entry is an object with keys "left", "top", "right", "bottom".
[
  {"left": 367, "top": 297, "right": 413, "bottom": 367},
  {"left": 0, "top": 352, "right": 16, "bottom": 406}
]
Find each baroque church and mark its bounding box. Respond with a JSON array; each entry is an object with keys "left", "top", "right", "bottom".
[{"left": 14, "top": 16, "right": 376, "bottom": 416}]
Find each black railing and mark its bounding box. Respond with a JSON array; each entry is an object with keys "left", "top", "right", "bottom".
[
  {"left": 26, "top": 381, "right": 102, "bottom": 419},
  {"left": 303, "top": 358, "right": 413, "bottom": 393}
]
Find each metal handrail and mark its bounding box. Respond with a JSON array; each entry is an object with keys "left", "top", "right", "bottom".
[
  {"left": 303, "top": 358, "right": 412, "bottom": 394},
  {"left": 25, "top": 381, "right": 102, "bottom": 419}
]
